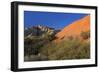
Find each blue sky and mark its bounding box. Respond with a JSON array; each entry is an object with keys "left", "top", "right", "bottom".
[{"left": 24, "top": 11, "right": 88, "bottom": 30}]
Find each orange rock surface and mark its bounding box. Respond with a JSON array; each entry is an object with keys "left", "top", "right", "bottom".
[{"left": 55, "top": 15, "right": 90, "bottom": 42}]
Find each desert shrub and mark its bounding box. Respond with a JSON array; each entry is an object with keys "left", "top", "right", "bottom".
[
  {"left": 24, "top": 37, "right": 32, "bottom": 45},
  {"left": 76, "top": 41, "right": 90, "bottom": 59},
  {"left": 24, "top": 35, "right": 52, "bottom": 56},
  {"left": 80, "top": 31, "right": 90, "bottom": 40},
  {"left": 67, "top": 36, "right": 74, "bottom": 40},
  {"left": 24, "top": 30, "right": 90, "bottom": 60},
  {"left": 42, "top": 32, "right": 56, "bottom": 41},
  {"left": 40, "top": 38, "right": 90, "bottom": 60},
  {"left": 24, "top": 37, "right": 43, "bottom": 56}
]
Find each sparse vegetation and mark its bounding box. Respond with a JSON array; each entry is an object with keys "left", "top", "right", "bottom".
[
  {"left": 40, "top": 38, "right": 90, "bottom": 60},
  {"left": 24, "top": 25, "right": 90, "bottom": 61}
]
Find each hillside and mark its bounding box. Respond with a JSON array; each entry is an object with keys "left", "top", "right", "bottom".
[{"left": 55, "top": 15, "right": 90, "bottom": 42}]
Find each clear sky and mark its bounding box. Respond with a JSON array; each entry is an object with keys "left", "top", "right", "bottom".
[{"left": 24, "top": 11, "right": 88, "bottom": 30}]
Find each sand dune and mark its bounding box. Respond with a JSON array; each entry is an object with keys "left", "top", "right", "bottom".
[{"left": 55, "top": 15, "right": 90, "bottom": 42}]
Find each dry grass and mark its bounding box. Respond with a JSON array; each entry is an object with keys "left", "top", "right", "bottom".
[
  {"left": 24, "top": 31, "right": 90, "bottom": 61},
  {"left": 40, "top": 38, "right": 90, "bottom": 60}
]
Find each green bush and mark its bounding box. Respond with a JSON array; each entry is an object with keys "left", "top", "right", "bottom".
[
  {"left": 24, "top": 36, "right": 45, "bottom": 56},
  {"left": 24, "top": 34, "right": 53, "bottom": 56}
]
